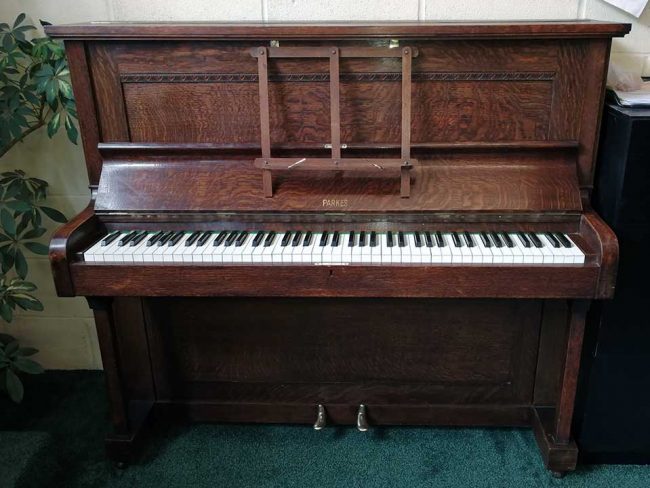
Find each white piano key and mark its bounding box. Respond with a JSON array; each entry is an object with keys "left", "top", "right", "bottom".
[
  {"left": 536, "top": 234, "right": 555, "bottom": 264},
  {"left": 564, "top": 235, "right": 585, "bottom": 264},
  {"left": 83, "top": 239, "right": 106, "bottom": 262},
  {"left": 508, "top": 233, "right": 525, "bottom": 264},
  {"left": 540, "top": 234, "right": 565, "bottom": 264}
]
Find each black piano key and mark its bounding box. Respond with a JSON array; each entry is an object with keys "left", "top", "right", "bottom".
[
  {"left": 387, "top": 231, "right": 394, "bottom": 248},
  {"left": 302, "top": 231, "right": 313, "bottom": 246},
  {"left": 118, "top": 231, "right": 137, "bottom": 247},
  {"left": 101, "top": 231, "right": 121, "bottom": 246},
  {"left": 414, "top": 232, "right": 423, "bottom": 247},
  {"left": 235, "top": 231, "right": 249, "bottom": 247},
  {"left": 398, "top": 232, "right": 407, "bottom": 248},
  {"left": 463, "top": 231, "right": 475, "bottom": 248},
  {"left": 185, "top": 231, "right": 201, "bottom": 246},
  {"left": 529, "top": 232, "right": 543, "bottom": 248},
  {"left": 224, "top": 231, "right": 239, "bottom": 247},
  {"left": 370, "top": 231, "right": 377, "bottom": 247},
  {"left": 130, "top": 231, "right": 148, "bottom": 246},
  {"left": 319, "top": 231, "right": 329, "bottom": 247},
  {"left": 452, "top": 232, "right": 463, "bottom": 247},
  {"left": 555, "top": 232, "right": 573, "bottom": 248},
  {"left": 424, "top": 232, "right": 433, "bottom": 248},
  {"left": 544, "top": 232, "right": 561, "bottom": 248},
  {"left": 517, "top": 232, "right": 531, "bottom": 248},
  {"left": 491, "top": 232, "right": 503, "bottom": 248},
  {"left": 348, "top": 231, "right": 355, "bottom": 247},
  {"left": 197, "top": 231, "right": 212, "bottom": 246},
  {"left": 252, "top": 232, "right": 265, "bottom": 247},
  {"left": 263, "top": 231, "right": 276, "bottom": 247},
  {"left": 331, "top": 231, "right": 340, "bottom": 247},
  {"left": 146, "top": 230, "right": 164, "bottom": 247},
  {"left": 480, "top": 231, "right": 492, "bottom": 248},
  {"left": 501, "top": 232, "right": 514, "bottom": 248},
  {"left": 168, "top": 231, "right": 185, "bottom": 246},
  {"left": 281, "top": 231, "right": 292, "bottom": 247},
  {"left": 213, "top": 231, "right": 228, "bottom": 246},
  {"left": 358, "top": 231, "right": 366, "bottom": 247},
  {"left": 291, "top": 231, "right": 303, "bottom": 247},
  {"left": 435, "top": 232, "right": 445, "bottom": 247},
  {"left": 157, "top": 231, "right": 174, "bottom": 246}
]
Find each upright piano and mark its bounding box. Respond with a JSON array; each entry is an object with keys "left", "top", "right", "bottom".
[{"left": 46, "top": 21, "right": 629, "bottom": 476}]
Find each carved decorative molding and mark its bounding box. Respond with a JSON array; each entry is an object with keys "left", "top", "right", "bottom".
[{"left": 120, "top": 71, "right": 556, "bottom": 84}]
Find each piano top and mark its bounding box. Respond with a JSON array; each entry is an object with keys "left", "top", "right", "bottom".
[{"left": 45, "top": 20, "right": 631, "bottom": 40}]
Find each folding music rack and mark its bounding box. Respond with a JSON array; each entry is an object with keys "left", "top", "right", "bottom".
[{"left": 250, "top": 46, "right": 419, "bottom": 198}]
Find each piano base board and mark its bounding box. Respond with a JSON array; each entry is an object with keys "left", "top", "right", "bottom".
[
  {"left": 103, "top": 401, "right": 577, "bottom": 474},
  {"left": 92, "top": 296, "right": 586, "bottom": 475}
]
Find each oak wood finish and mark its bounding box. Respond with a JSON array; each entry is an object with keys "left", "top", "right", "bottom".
[{"left": 46, "top": 22, "right": 625, "bottom": 474}]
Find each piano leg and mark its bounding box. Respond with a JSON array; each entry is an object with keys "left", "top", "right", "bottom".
[
  {"left": 532, "top": 299, "right": 589, "bottom": 476},
  {"left": 87, "top": 297, "right": 155, "bottom": 466}
]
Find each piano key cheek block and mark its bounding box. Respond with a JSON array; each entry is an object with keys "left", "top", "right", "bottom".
[{"left": 46, "top": 21, "right": 628, "bottom": 476}]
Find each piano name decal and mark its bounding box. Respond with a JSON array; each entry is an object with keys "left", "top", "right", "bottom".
[
  {"left": 322, "top": 199, "right": 348, "bottom": 208},
  {"left": 119, "top": 72, "right": 556, "bottom": 84}
]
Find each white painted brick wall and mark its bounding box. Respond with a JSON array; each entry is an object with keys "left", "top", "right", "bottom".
[{"left": 0, "top": 0, "right": 647, "bottom": 369}]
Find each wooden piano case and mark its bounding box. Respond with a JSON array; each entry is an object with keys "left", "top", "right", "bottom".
[{"left": 46, "top": 21, "right": 629, "bottom": 475}]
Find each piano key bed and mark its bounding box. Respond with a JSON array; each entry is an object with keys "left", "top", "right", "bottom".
[{"left": 83, "top": 230, "right": 585, "bottom": 265}]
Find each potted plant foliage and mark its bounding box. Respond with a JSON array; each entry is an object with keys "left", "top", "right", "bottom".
[{"left": 0, "top": 13, "right": 79, "bottom": 402}]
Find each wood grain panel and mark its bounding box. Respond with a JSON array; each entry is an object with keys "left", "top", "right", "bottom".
[
  {"left": 94, "top": 155, "right": 582, "bottom": 213},
  {"left": 145, "top": 298, "right": 540, "bottom": 403},
  {"left": 70, "top": 263, "right": 601, "bottom": 299},
  {"left": 63, "top": 41, "right": 100, "bottom": 185},
  {"left": 124, "top": 78, "right": 551, "bottom": 144},
  {"left": 124, "top": 83, "right": 261, "bottom": 143},
  {"left": 88, "top": 43, "right": 130, "bottom": 141}
]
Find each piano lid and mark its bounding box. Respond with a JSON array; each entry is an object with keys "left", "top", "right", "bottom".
[{"left": 45, "top": 20, "right": 631, "bottom": 40}]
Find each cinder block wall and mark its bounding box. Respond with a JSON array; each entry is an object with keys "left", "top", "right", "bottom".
[{"left": 0, "top": 0, "right": 647, "bottom": 369}]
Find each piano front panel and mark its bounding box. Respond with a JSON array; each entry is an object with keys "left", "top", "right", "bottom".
[
  {"left": 85, "top": 38, "right": 607, "bottom": 187},
  {"left": 144, "top": 297, "right": 541, "bottom": 410}
]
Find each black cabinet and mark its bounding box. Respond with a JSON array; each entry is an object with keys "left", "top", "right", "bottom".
[{"left": 576, "top": 103, "right": 650, "bottom": 463}]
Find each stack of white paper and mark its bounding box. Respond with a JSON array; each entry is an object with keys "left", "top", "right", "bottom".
[
  {"left": 603, "top": 0, "right": 648, "bottom": 17},
  {"left": 610, "top": 87, "right": 650, "bottom": 106}
]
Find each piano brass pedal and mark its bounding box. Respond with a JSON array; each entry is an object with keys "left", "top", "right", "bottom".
[
  {"left": 356, "top": 404, "right": 369, "bottom": 432},
  {"left": 313, "top": 404, "right": 327, "bottom": 430}
]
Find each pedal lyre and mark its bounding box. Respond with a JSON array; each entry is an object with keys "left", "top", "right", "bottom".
[
  {"left": 356, "top": 404, "right": 369, "bottom": 432},
  {"left": 313, "top": 404, "right": 327, "bottom": 430}
]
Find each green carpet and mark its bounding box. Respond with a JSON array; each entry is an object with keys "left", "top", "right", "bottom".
[{"left": 0, "top": 372, "right": 649, "bottom": 488}]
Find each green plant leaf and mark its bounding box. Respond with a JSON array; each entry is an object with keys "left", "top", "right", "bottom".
[
  {"left": 21, "top": 227, "right": 46, "bottom": 239},
  {"left": 5, "top": 200, "right": 32, "bottom": 212},
  {"left": 12, "top": 294, "right": 43, "bottom": 311},
  {"left": 2, "top": 33, "right": 15, "bottom": 52},
  {"left": 58, "top": 79, "right": 73, "bottom": 99},
  {"left": 14, "top": 249, "right": 27, "bottom": 279},
  {"left": 39, "top": 206, "right": 66, "bottom": 223},
  {"left": 18, "top": 347, "right": 38, "bottom": 356},
  {"left": 13, "top": 13, "right": 26, "bottom": 28},
  {"left": 1, "top": 209, "right": 16, "bottom": 237},
  {"left": 4, "top": 340, "right": 19, "bottom": 357},
  {"left": 13, "top": 357, "right": 43, "bottom": 375},
  {"left": 8, "top": 280, "right": 37, "bottom": 292},
  {"left": 5, "top": 368, "right": 24, "bottom": 403},
  {"left": 0, "top": 301, "right": 14, "bottom": 322},
  {"left": 23, "top": 242, "right": 48, "bottom": 255},
  {"left": 64, "top": 116, "right": 78, "bottom": 145},
  {"left": 47, "top": 112, "right": 60, "bottom": 138}
]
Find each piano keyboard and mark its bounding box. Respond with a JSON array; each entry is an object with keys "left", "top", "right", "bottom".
[{"left": 83, "top": 230, "right": 585, "bottom": 265}]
